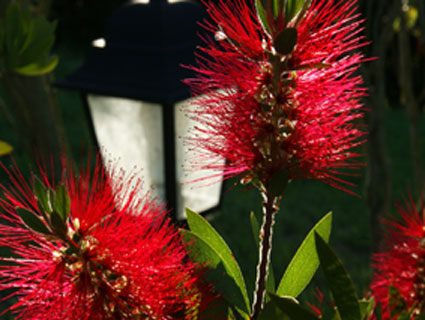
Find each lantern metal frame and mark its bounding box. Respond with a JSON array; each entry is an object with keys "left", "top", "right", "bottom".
[{"left": 56, "top": 0, "right": 224, "bottom": 222}]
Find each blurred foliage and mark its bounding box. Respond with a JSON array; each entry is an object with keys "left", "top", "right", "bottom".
[
  {"left": 393, "top": 4, "right": 418, "bottom": 31},
  {"left": 0, "top": 141, "right": 12, "bottom": 156},
  {"left": 0, "top": 0, "right": 58, "bottom": 75}
]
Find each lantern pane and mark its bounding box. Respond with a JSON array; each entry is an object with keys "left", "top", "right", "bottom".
[
  {"left": 88, "top": 94, "right": 165, "bottom": 201},
  {"left": 175, "top": 99, "right": 224, "bottom": 219}
]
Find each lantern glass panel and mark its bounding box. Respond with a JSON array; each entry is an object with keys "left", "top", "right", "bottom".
[
  {"left": 175, "top": 99, "right": 224, "bottom": 218},
  {"left": 88, "top": 94, "right": 165, "bottom": 201},
  {"left": 87, "top": 94, "right": 223, "bottom": 219}
]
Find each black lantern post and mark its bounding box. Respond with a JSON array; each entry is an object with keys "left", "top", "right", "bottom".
[{"left": 57, "top": 0, "right": 224, "bottom": 221}]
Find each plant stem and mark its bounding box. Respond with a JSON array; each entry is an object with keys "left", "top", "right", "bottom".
[{"left": 251, "top": 190, "right": 278, "bottom": 320}]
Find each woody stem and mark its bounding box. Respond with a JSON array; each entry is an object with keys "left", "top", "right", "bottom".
[{"left": 251, "top": 190, "right": 279, "bottom": 320}]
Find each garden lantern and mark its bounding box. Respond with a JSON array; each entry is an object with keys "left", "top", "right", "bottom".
[{"left": 57, "top": 0, "right": 224, "bottom": 221}]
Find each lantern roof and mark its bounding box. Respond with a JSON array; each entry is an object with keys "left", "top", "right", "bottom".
[{"left": 57, "top": 0, "right": 207, "bottom": 104}]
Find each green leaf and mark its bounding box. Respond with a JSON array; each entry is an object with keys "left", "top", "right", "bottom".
[
  {"left": 285, "top": 0, "right": 308, "bottom": 24},
  {"left": 359, "top": 298, "right": 374, "bottom": 320},
  {"left": 16, "top": 207, "right": 50, "bottom": 235},
  {"left": 250, "top": 212, "right": 276, "bottom": 293},
  {"left": 33, "top": 176, "right": 52, "bottom": 214},
  {"left": 277, "top": 211, "right": 332, "bottom": 297},
  {"left": 315, "top": 233, "right": 361, "bottom": 320},
  {"left": 54, "top": 184, "right": 71, "bottom": 221},
  {"left": 255, "top": 0, "right": 272, "bottom": 35},
  {"left": 2, "top": 0, "right": 58, "bottom": 75},
  {"left": 259, "top": 298, "right": 288, "bottom": 320},
  {"left": 273, "top": 28, "right": 297, "bottom": 55},
  {"left": 294, "top": 0, "right": 313, "bottom": 27},
  {"left": 270, "top": 294, "right": 320, "bottom": 320},
  {"left": 185, "top": 208, "right": 250, "bottom": 314},
  {"left": 0, "top": 140, "right": 13, "bottom": 156},
  {"left": 18, "top": 17, "right": 56, "bottom": 64},
  {"left": 272, "top": 0, "right": 279, "bottom": 17},
  {"left": 50, "top": 211, "right": 67, "bottom": 239},
  {"left": 14, "top": 55, "right": 58, "bottom": 76},
  {"left": 48, "top": 188, "right": 55, "bottom": 213},
  {"left": 181, "top": 230, "right": 248, "bottom": 316}
]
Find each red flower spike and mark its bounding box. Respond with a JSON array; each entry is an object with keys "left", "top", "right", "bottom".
[
  {"left": 185, "top": 0, "right": 367, "bottom": 192},
  {"left": 0, "top": 159, "right": 218, "bottom": 320},
  {"left": 370, "top": 198, "right": 425, "bottom": 319}
]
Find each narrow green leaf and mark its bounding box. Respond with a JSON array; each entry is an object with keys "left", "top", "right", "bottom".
[
  {"left": 359, "top": 298, "right": 374, "bottom": 320},
  {"left": 0, "top": 141, "right": 13, "bottom": 156},
  {"left": 272, "top": 0, "right": 281, "bottom": 18},
  {"left": 48, "top": 188, "right": 55, "bottom": 214},
  {"left": 181, "top": 230, "right": 249, "bottom": 316},
  {"left": 285, "top": 0, "right": 306, "bottom": 24},
  {"left": 273, "top": 28, "right": 297, "bottom": 55},
  {"left": 277, "top": 211, "right": 332, "bottom": 297},
  {"left": 185, "top": 208, "right": 250, "bottom": 313},
  {"left": 270, "top": 294, "right": 320, "bottom": 320},
  {"left": 255, "top": 0, "right": 272, "bottom": 35},
  {"left": 294, "top": 0, "right": 313, "bottom": 27},
  {"left": 16, "top": 207, "right": 50, "bottom": 235},
  {"left": 50, "top": 211, "right": 67, "bottom": 239},
  {"left": 54, "top": 184, "right": 70, "bottom": 221},
  {"left": 315, "top": 233, "right": 361, "bottom": 320},
  {"left": 250, "top": 211, "right": 275, "bottom": 293},
  {"left": 14, "top": 55, "right": 58, "bottom": 76},
  {"left": 33, "top": 176, "right": 52, "bottom": 214}
]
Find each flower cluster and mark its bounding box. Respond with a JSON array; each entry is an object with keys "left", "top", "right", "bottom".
[
  {"left": 0, "top": 161, "right": 214, "bottom": 319},
  {"left": 371, "top": 199, "right": 425, "bottom": 319},
  {"left": 186, "top": 0, "right": 366, "bottom": 192}
]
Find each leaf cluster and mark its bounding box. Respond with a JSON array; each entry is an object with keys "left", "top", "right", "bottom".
[
  {"left": 17, "top": 176, "right": 74, "bottom": 250},
  {"left": 182, "top": 207, "right": 377, "bottom": 320},
  {"left": 0, "top": 0, "right": 58, "bottom": 76}
]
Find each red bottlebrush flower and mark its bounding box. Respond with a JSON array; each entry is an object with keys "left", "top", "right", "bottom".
[
  {"left": 307, "top": 288, "right": 325, "bottom": 317},
  {"left": 0, "top": 160, "right": 215, "bottom": 320},
  {"left": 185, "top": 0, "right": 367, "bottom": 191},
  {"left": 370, "top": 198, "right": 425, "bottom": 319}
]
